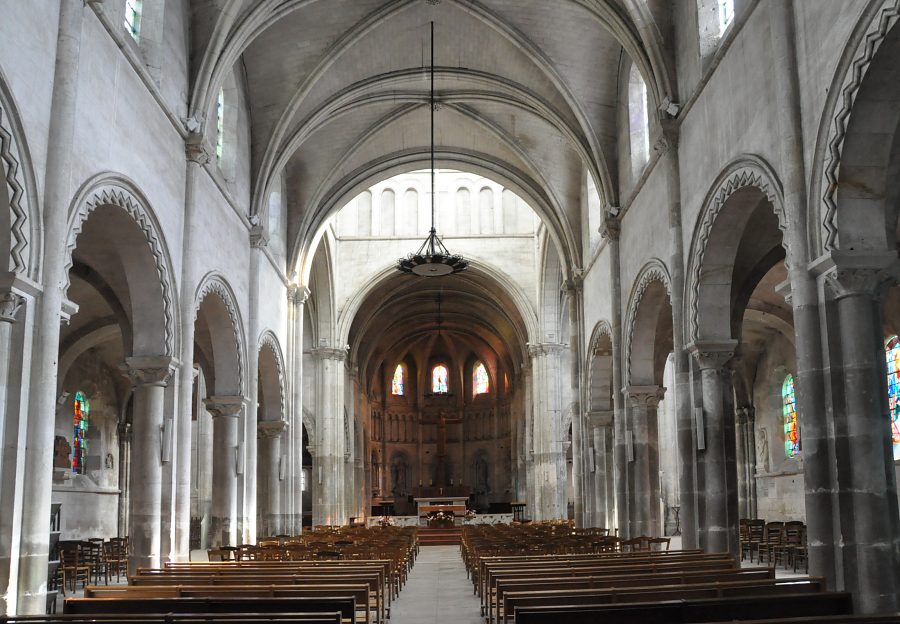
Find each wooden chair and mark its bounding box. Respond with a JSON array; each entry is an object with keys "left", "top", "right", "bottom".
[
  {"left": 745, "top": 519, "right": 765, "bottom": 562},
  {"left": 104, "top": 538, "right": 128, "bottom": 583},
  {"left": 648, "top": 537, "right": 671, "bottom": 551},
  {"left": 758, "top": 521, "right": 785, "bottom": 566},
  {"left": 775, "top": 521, "right": 804, "bottom": 569},
  {"left": 793, "top": 524, "right": 809, "bottom": 573},
  {"left": 58, "top": 544, "right": 91, "bottom": 595}
]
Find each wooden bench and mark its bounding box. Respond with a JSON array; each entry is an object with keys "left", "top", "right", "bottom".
[
  {"left": 0, "top": 614, "right": 342, "bottom": 624},
  {"left": 501, "top": 578, "right": 826, "bottom": 624},
  {"left": 64, "top": 596, "right": 356, "bottom": 624},
  {"left": 512, "top": 591, "right": 854, "bottom": 624}
]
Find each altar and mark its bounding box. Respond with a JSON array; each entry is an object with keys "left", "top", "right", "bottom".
[{"left": 414, "top": 496, "right": 469, "bottom": 517}]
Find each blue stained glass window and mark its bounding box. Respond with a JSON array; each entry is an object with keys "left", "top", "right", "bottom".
[
  {"left": 73, "top": 391, "right": 89, "bottom": 474},
  {"left": 392, "top": 364, "right": 404, "bottom": 396},
  {"left": 432, "top": 365, "right": 448, "bottom": 394},
  {"left": 885, "top": 336, "right": 900, "bottom": 460},
  {"left": 782, "top": 374, "right": 799, "bottom": 459}
]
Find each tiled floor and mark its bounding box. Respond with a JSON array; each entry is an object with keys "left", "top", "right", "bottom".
[{"left": 392, "top": 546, "right": 482, "bottom": 624}]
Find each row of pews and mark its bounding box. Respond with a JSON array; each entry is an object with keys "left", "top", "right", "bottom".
[
  {"left": 2, "top": 526, "right": 416, "bottom": 624},
  {"left": 462, "top": 523, "right": 900, "bottom": 624}
]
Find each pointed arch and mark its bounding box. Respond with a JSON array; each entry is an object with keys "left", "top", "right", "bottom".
[{"left": 258, "top": 330, "right": 286, "bottom": 421}]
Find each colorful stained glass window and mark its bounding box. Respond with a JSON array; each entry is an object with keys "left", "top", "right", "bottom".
[
  {"left": 392, "top": 364, "right": 404, "bottom": 396},
  {"left": 885, "top": 336, "right": 900, "bottom": 459},
  {"left": 216, "top": 88, "right": 225, "bottom": 161},
  {"left": 432, "top": 365, "right": 449, "bottom": 394},
  {"left": 73, "top": 391, "right": 89, "bottom": 474},
  {"left": 473, "top": 362, "right": 489, "bottom": 396},
  {"left": 124, "top": 0, "right": 142, "bottom": 39},
  {"left": 782, "top": 374, "right": 799, "bottom": 459}
]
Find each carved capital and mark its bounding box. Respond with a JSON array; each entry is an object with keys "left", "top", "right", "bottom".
[
  {"left": 599, "top": 215, "right": 620, "bottom": 242},
  {"left": 249, "top": 225, "right": 269, "bottom": 249},
  {"left": 258, "top": 420, "right": 288, "bottom": 439},
  {"left": 204, "top": 395, "right": 246, "bottom": 418},
  {"left": 0, "top": 292, "right": 23, "bottom": 323},
  {"left": 123, "top": 356, "right": 178, "bottom": 387},
  {"left": 185, "top": 132, "right": 211, "bottom": 165},
  {"left": 826, "top": 267, "right": 886, "bottom": 301},
  {"left": 653, "top": 121, "right": 679, "bottom": 156},
  {"left": 562, "top": 273, "right": 583, "bottom": 296},
  {"left": 688, "top": 340, "right": 738, "bottom": 371},
  {"left": 312, "top": 346, "right": 348, "bottom": 362},
  {"left": 288, "top": 285, "right": 311, "bottom": 306},
  {"left": 623, "top": 385, "right": 666, "bottom": 409},
  {"left": 527, "top": 342, "right": 567, "bottom": 358}
]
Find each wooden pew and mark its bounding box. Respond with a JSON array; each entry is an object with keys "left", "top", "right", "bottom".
[
  {"left": 0, "top": 614, "right": 342, "bottom": 624},
  {"left": 512, "top": 591, "right": 854, "bottom": 624},
  {"left": 698, "top": 617, "right": 900, "bottom": 624},
  {"left": 84, "top": 584, "right": 374, "bottom": 624},
  {"left": 491, "top": 568, "right": 775, "bottom": 624},
  {"left": 64, "top": 596, "right": 356, "bottom": 623},
  {"left": 501, "top": 578, "right": 826, "bottom": 624}
]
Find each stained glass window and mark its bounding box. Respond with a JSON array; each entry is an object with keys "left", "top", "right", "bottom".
[
  {"left": 73, "top": 391, "right": 89, "bottom": 474},
  {"left": 782, "top": 374, "right": 799, "bottom": 459},
  {"left": 124, "top": 0, "right": 142, "bottom": 39},
  {"left": 216, "top": 88, "right": 225, "bottom": 161},
  {"left": 885, "top": 336, "right": 900, "bottom": 459},
  {"left": 432, "top": 365, "right": 449, "bottom": 394},
  {"left": 473, "top": 362, "right": 489, "bottom": 396},
  {"left": 392, "top": 364, "right": 404, "bottom": 396}
]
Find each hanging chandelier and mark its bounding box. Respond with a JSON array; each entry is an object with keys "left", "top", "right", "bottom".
[{"left": 397, "top": 22, "right": 468, "bottom": 277}]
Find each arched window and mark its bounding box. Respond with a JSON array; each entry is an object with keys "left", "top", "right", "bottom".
[
  {"left": 73, "top": 391, "right": 90, "bottom": 474},
  {"left": 124, "top": 0, "right": 142, "bottom": 39},
  {"left": 215, "top": 87, "right": 225, "bottom": 162},
  {"left": 782, "top": 374, "right": 799, "bottom": 459},
  {"left": 885, "top": 336, "right": 900, "bottom": 459},
  {"left": 628, "top": 64, "right": 649, "bottom": 179},
  {"left": 432, "top": 365, "right": 449, "bottom": 394},
  {"left": 473, "top": 362, "right": 489, "bottom": 396},
  {"left": 392, "top": 364, "right": 405, "bottom": 396}
]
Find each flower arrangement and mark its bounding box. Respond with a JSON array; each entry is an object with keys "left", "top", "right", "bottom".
[
  {"left": 377, "top": 515, "right": 394, "bottom": 527},
  {"left": 425, "top": 510, "right": 454, "bottom": 523},
  {"left": 464, "top": 509, "right": 477, "bottom": 521}
]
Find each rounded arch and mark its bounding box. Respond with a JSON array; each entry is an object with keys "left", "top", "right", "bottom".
[
  {"left": 0, "top": 68, "right": 40, "bottom": 280},
  {"left": 586, "top": 320, "right": 615, "bottom": 413},
  {"left": 293, "top": 151, "right": 577, "bottom": 285},
  {"left": 685, "top": 156, "right": 787, "bottom": 344},
  {"left": 814, "top": 2, "right": 900, "bottom": 254},
  {"left": 624, "top": 259, "right": 672, "bottom": 385},
  {"left": 194, "top": 273, "right": 247, "bottom": 397},
  {"left": 63, "top": 173, "right": 179, "bottom": 358},
  {"left": 258, "top": 330, "right": 286, "bottom": 422}
]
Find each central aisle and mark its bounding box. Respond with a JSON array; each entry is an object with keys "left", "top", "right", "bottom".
[{"left": 392, "top": 545, "right": 482, "bottom": 624}]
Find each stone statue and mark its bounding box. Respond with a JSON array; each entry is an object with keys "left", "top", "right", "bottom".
[
  {"left": 756, "top": 427, "right": 769, "bottom": 473},
  {"left": 391, "top": 457, "right": 407, "bottom": 498},
  {"left": 475, "top": 455, "right": 489, "bottom": 492},
  {"left": 53, "top": 436, "right": 71, "bottom": 469}
]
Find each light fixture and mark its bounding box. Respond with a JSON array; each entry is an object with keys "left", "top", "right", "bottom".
[{"left": 397, "top": 22, "right": 468, "bottom": 277}]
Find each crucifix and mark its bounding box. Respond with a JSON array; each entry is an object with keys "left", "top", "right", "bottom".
[{"left": 421, "top": 408, "right": 463, "bottom": 485}]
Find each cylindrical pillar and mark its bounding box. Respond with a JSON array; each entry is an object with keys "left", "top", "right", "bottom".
[
  {"left": 624, "top": 387, "right": 664, "bottom": 536},
  {"left": 117, "top": 421, "right": 132, "bottom": 538},
  {"left": 125, "top": 357, "right": 177, "bottom": 575},
  {"left": 205, "top": 397, "right": 244, "bottom": 547},
  {"left": 311, "top": 347, "right": 349, "bottom": 526},
  {"left": 257, "top": 420, "right": 287, "bottom": 536},
  {"left": 17, "top": 1, "right": 85, "bottom": 613},
  {"left": 689, "top": 343, "right": 736, "bottom": 553}
]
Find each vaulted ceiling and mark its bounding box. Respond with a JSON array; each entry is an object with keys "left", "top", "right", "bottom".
[{"left": 188, "top": 0, "right": 676, "bottom": 272}]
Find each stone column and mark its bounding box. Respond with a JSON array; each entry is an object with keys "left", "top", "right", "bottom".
[
  {"left": 0, "top": 293, "right": 22, "bottom": 613},
  {"left": 117, "top": 421, "right": 133, "bottom": 538},
  {"left": 689, "top": 341, "right": 736, "bottom": 553},
  {"left": 257, "top": 420, "right": 287, "bottom": 536},
  {"left": 527, "top": 343, "right": 568, "bottom": 520},
  {"left": 311, "top": 347, "right": 349, "bottom": 526},
  {"left": 173, "top": 134, "right": 209, "bottom": 561},
  {"left": 124, "top": 356, "right": 177, "bottom": 575},
  {"left": 734, "top": 407, "right": 750, "bottom": 520},
  {"left": 588, "top": 411, "right": 614, "bottom": 529},
  {"left": 825, "top": 264, "right": 900, "bottom": 613},
  {"left": 563, "top": 278, "right": 587, "bottom": 527},
  {"left": 243, "top": 226, "right": 266, "bottom": 543},
  {"left": 599, "top": 216, "right": 627, "bottom": 537},
  {"left": 287, "top": 286, "right": 310, "bottom": 533},
  {"left": 204, "top": 396, "right": 244, "bottom": 547},
  {"left": 17, "top": 1, "right": 84, "bottom": 613},
  {"left": 624, "top": 387, "right": 665, "bottom": 536},
  {"left": 745, "top": 408, "right": 758, "bottom": 518}
]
